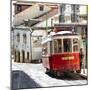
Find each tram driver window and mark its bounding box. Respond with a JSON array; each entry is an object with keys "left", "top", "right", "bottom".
[
  {"left": 73, "top": 38, "right": 79, "bottom": 52},
  {"left": 63, "top": 39, "right": 71, "bottom": 52}
]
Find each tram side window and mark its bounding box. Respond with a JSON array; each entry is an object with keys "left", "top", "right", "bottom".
[
  {"left": 63, "top": 39, "right": 71, "bottom": 52},
  {"left": 73, "top": 38, "right": 79, "bottom": 52},
  {"left": 50, "top": 41, "right": 53, "bottom": 54},
  {"left": 54, "top": 39, "right": 62, "bottom": 53},
  {"left": 57, "top": 39, "right": 62, "bottom": 53},
  {"left": 54, "top": 40, "right": 58, "bottom": 53},
  {"left": 42, "top": 44, "right": 47, "bottom": 55}
]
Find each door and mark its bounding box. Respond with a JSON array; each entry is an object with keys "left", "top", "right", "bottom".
[
  {"left": 17, "top": 51, "right": 20, "bottom": 62},
  {"left": 14, "top": 50, "right": 16, "bottom": 62},
  {"left": 22, "top": 50, "right": 25, "bottom": 63}
]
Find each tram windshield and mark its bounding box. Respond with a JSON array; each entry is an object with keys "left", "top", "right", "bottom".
[
  {"left": 42, "top": 37, "right": 79, "bottom": 55},
  {"left": 73, "top": 38, "right": 79, "bottom": 52},
  {"left": 54, "top": 39, "right": 62, "bottom": 53},
  {"left": 63, "top": 39, "right": 72, "bottom": 52},
  {"left": 53, "top": 38, "right": 79, "bottom": 53}
]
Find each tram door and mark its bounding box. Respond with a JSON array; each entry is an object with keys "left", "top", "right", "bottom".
[{"left": 22, "top": 50, "right": 25, "bottom": 62}]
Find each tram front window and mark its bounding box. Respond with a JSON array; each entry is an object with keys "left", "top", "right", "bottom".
[
  {"left": 54, "top": 39, "right": 62, "bottom": 53},
  {"left": 63, "top": 39, "right": 71, "bottom": 52},
  {"left": 73, "top": 38, "right": 79, "bottom": 52},
  {"left": 54, "top": 40, "right": 58, "bottom": 53},
  {"left": 57, "top": 39, "right": 62, "bottom": 53}
]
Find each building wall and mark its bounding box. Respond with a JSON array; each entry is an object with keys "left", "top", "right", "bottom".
[
  {"left": 13, "top": 27, "right": 31, "bottom": 63},
  {"left": 34, "top": 5, "right": 87, "bottom": 28},
  {"left": 59, "top": 4, "right": 80, "bottom": 23},
  {"left": 12, "top": 26, "right": 47, "bottom": 63},
  {"left": 14, "top": 4, "right": 31, "bottom": 14},
  {"left": 31, "top": 30, "right": 47, "bottom": 61},
  {"left": 14, "top": 29, "right": 31, "bottom": 51},
  {"left": 14, "top": 3, "right": 51, "bottom": 25}
]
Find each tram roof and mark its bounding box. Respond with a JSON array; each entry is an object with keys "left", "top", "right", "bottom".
[
  {"left": 41, "top": 31, "right": 80, "bottom": 44},
  {"left": 50, "top": 31, "right": 72, "bottom": 35}
]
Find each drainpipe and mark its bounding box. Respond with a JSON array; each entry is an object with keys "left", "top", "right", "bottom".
[{"left": 29, "top": 28, "right": 32, "bottom": 63}]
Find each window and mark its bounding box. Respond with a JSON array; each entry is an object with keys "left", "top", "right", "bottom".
[
  {"left": 73, "top": 38, "right": 79, "bottom": 52},
  {"left": 73, "top": 46, "right": 78, "bottom": 51},
  {"left": 71, "top": 5, "right": 79, "bottom": 22},
  {"left": 23, "top": 34, "right": 27, "bottom": 44},
  {"left": 17, "top": 5, "right": 22, "bottom": 12},
  {"left": 42, "top": 44, "right": 47, "bottom": 55},
  {"left": 32, "top": 36, "right": 42, "bottom": 47},
  {"left": 54, "top": 40, "right": 58, "bottom": 53},
  {"left": 60, "top": 4, "right": 65, "bottom": 13},
  {"left": 27, "top": 52, "right": 29, "bottom": 60},
  {"left": 54, "top": 39, "right": 62, "bottom": 53},
  {"left": 57, "top": 39, "right": 62, "bottom": 53},
  {"left": 71, "top": 13, "right": 76, "bottom": 22},
  {"left": 17, "top": 33, "right": 20, "bottom": 43},
  {"left": 39, "top": 5, "right": 44, "bottom": 11},
  {"left": 59, "top": 15, "right": 65, "bottom": 22},
  {"left": 63, "top": 39, "right": 72, "bottom": 52},
  {"left": 73, "top": 38, "right": 78, "bottom": 44},
  {"left": 17, "top": 51, "right": 20, "bottom": 62}
]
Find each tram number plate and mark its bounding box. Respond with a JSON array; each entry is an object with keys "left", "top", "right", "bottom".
[{"left": 62, "top": 56, "right": 74, "bottom": 60}]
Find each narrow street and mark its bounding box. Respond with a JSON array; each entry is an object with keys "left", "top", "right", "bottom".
[{"left": 12, "top": 61, "right": 87, "bottom": 89}]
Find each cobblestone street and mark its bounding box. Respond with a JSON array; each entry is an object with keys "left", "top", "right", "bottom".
[{"left": 12, "top": 61, "right": 87, "bottom": 89}]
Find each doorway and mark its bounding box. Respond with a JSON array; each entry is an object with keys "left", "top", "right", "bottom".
[
  {"left": 22, "top": 50, "right": 25, "bottom": 63},
  {"left": 17, "top": 51, "right": 20, "bottom": 62}
]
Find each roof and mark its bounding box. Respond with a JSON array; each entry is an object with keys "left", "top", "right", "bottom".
[
  {"left": 55, "top": 23, "right": 87, "bottom": 27},
  {"left": 41, "top": 31, "right": 79, "bottom": 44}
]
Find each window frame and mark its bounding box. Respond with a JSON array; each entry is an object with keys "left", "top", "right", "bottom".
[
  {"left": 63, "top": 38, "right": 72, "bottom": 53},
  {"left": 17, "top": 33, "right": 20, "bottom": 43},
  {"left": 23, "top": 33, "right": 27, "bottom": 44},
  {"left": 73, "top": 38, "right": 79, "bottom": 52}
]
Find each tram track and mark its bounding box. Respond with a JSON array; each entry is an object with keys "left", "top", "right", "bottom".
[
  {"left": 46, "top": 71, "right": 87, "bottom": 80},
  {"left": 75, "top": 73, "right": 87, "bottom": 80}
]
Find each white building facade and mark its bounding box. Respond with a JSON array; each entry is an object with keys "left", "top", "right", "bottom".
[
  {"left": 13, "top": 26, "right": 32, "bottom": 63},
  {"left": 12, "top": 26, "right": 47, "bottom": 63}
]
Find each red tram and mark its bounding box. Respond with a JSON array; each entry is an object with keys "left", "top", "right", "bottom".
[{"left": 41, "top": 27, "right": 82, "bottom": 76}]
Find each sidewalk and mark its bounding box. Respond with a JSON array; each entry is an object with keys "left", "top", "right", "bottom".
[{"left": 81, "top": 69, "right": 87, "bottom": 76}]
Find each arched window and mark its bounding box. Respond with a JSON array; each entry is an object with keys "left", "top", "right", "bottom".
[
  {"left": 17, "top": 33, "right": 20, "bottom": 42},
  {"left": 39, "top": 5, "right": 44, "bottom": 11},
  {"left": 23, "top": 34, "right": 27, "bottom": 44}
]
